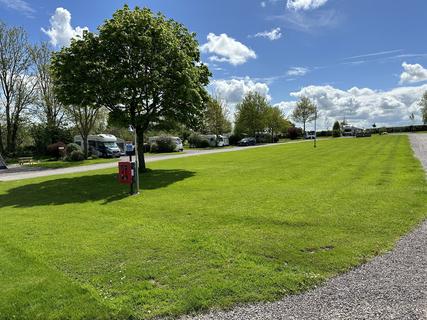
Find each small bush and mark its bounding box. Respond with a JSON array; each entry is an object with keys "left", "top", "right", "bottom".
[
  {"left": 199, "top": 140, "right": 210, "bottom": 148},
  {"left": 68, "top": 150, "right": 85, "bottom": 161},
  {"left": 66, "top": 143, "right": 81, "bottom": 155},
  {"left": 287, "top": 127, "right": 302, "bottom": 140},
  {"left": 332, "top": 129, "right": 341, "bottom": 137},
  {"left": 188, "top": 133, "right": 202, "bottom": 148},
  {"left": 150, "top": 136, "right": 176, "bottom": 153},
  {"left": 229, "top": 134, "right": 244, "bottom": 146},
  {"left": 47, "top": 142, "right": 66, "bottom": 160}
]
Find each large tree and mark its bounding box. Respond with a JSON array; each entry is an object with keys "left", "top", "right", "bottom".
[
  {"left": 234, "top": 92, "right": 269, "bottom": 137},
  {"left": 203, "top": 97, "right": 231, "bottom": 136},
  {"left": 419, "top": 91, "right": 427, "bottom": 125},
  {"left": 292, "top": 96, "right": 317, "bottom": 135},
  {"left": 51, "top": 32, "right": 104, "bottom": 157},
  {"left": 265, "top": 106, "right": 290, "bottom": 142},
  {"left": 87, "top": 5, "right": 209, "bottom": 172},
  {"left": 0, "top": 22, "right": 37, "bottom": 155}
]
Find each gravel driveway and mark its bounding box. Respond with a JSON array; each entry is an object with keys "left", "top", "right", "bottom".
[{"left": 183, "top": 134, "right": 427, "bottom": 320}]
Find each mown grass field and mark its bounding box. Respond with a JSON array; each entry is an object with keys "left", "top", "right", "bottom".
[{"left": 1, "top": 135, "right": 426, "bottom": 319}]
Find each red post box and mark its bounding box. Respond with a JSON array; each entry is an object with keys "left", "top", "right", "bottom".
[{"left": 118, "top": 162, "right": 133, "bottom": 185}]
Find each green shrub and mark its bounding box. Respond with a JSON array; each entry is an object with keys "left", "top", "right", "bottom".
[
  {"left": 68, "top": 150, "right": 85, "bottom": 162},
  {"left": 188, "top": 133, "right": 202, "bottom": 148},
  {"left": 332, "top": 121, "right": 341, "bottom": 137},
  {"left": 229, "top": 134, "right": 243, "bottom": 146},
  {"left": 150, "top": 136, "right": 176, "bottom": 153},
  {"left": 66, "top": 143, "right": 81, "bottom": 155},
  {"left": 199, "top": 140, "right": 210, "bottom": 148}
]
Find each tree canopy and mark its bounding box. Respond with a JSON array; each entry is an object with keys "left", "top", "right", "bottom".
[
  {"left": 234, "top": 92, "right": 269, "bottom": 137},
  {"left": 52, "top": 5, "right": 211, "bottom": 171},
  {"left": 292, "top": 97, "right": 317, "bottom": 134}
]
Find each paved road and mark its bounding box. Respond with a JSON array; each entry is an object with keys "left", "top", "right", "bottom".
[
  {"left": 181, "top": 134, "right": 427, "bottom": 320},
  {"left": 0, "top": 142, "right": 300, "bottom": 182}
]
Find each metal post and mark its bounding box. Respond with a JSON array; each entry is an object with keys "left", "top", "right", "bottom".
[
  {"left": 134, "top": 127, "right": 140, "bottom": 195},
  {"left": 314, "top": 108, "right": 318, "bottom": 148}
]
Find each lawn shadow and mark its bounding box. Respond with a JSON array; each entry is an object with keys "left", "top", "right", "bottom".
[{"left": 0, "top": 169, "right": 195, "bottom": 209}]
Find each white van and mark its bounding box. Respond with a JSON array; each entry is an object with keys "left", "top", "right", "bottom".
[
  {"left": 200, "top": 135, "right": 230, "bottom": 147},
  {"left": 74, "top": 134, "right": 122, "bottom": 158},
  {"left": 148, "top": 136, "right": 184, "bottom": 152}
]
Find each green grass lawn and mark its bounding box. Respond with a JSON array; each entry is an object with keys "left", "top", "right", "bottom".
[
  {"left": 1, "top": 135, "right": 426, "bottom": 319},
  {"left": 30, "top": 157, "right": 119, "bottom": 169}
]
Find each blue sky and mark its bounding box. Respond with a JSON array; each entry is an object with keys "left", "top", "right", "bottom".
[{"left": 1, "top": 0, "right": 427, "bottom": 129}]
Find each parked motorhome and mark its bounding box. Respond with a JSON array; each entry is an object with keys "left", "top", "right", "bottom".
[
  {"left": 74, "top": 134, "right": 122, "bottom": 158},
  {"left": 148, "top": 136, "right": 184, "bottom": 152},
  {"left": 200, "top": 135, "right": 230, "bottom": 147},
  {"left": 342, "top": 125, "right": 361, "bottom": 137}
]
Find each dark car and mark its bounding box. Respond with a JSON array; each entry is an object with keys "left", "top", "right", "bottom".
[{"left": 238, "top": 137, "right": 256, "bottom": 146}]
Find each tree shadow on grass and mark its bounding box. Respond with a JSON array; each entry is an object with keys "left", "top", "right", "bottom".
[{"left": 0, "top": 169, "right": 195, "bottom": 209}]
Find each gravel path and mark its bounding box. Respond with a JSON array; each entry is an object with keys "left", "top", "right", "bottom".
[{"left": 183, "top": 134, "right": 427, "bottom": 320}]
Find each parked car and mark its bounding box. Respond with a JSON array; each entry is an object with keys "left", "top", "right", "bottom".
[
  {"left": 304, "top": 131, "right": 316, "bottom": 140},
  {"left": 355, "top": 130, "right": 372, "bottom": 138},
  {"left": 238, "top": 137, "right": 256, "bottom": 146}
]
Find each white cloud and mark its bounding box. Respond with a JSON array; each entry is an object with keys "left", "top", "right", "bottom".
[
  {"left": 261, "top": 1, "right": 267, "bottom": 7},
  {"left": 0, "top": 0, "right": 34, "bottom": 16},
  {"left": 273, "top": 9, "right": 340, "bottom": 33},
  {"left": 287, "top": 67, "right": 309, "bottom": 76},
  {"left": 200, "top": 33, "right": 256, "bottom": 66},
  {"left": 254, "top": 27, "right": 282, "bottom": 41},
  {"left": 211, "top": 77, "right": 271, "bottom": 105},
  {"left": 41, "top": 7, "right": 89, "bottom": 48},
  {"left": 399, "top": 62, "right": 427, "bottom": 84},
  {"left": 275, "top": 84, "right": 427, "bottom": 129},
  {"left": 287, "top": 0, "right": 328, "bottom": 11}
]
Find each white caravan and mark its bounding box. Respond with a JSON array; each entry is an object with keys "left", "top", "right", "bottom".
[
  {"left": 74, "top": 134, "right": 122, "bottom": 158},
  {"left": 200, "top": 135, "right": 230, "bottom": 147}
]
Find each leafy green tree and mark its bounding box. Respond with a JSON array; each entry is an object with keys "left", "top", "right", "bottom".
[
  {"left": 419, "top": 91, "right": 427, "bottom": 125},
  {"left": 332, "top": 120, "right": 341, "bottom": 137},
  {"left": 98, "top": 6, "right": 210, "bottom": 171},
  {"left": 52, "top": 5, "right": 210, "bottom": 168},
  {"left": 292, "top": 96, "right": 316, "bottom": 135},
  {"left": 51, "top": 32, "right": 104, "bottom": 158},
  {"left": 203, "top": 97, "right": 231, "bottom": 136},
  {"left": 235, "top": 92, "right": 269, "bottom": 137},
  {"left": 265, "top": 106, "right": 290, "bottom": 142}
]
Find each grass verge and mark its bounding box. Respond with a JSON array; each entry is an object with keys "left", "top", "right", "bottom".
[{"left": 0, "top": 135, "right": 426, "bottom": 319}]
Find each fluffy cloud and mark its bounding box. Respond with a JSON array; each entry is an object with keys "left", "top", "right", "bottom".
[
  {"left": 275, "top": 84, "right": 427, "bottom": 129},
  {"left": 211, "top": 78, "right": 271, "bottom": 105},
  {"left": 287, "top": 0, "right": 328, "bottom": 10},
  {"left": 287, "top": 67, "right": 309, "bottom": 76},
  {"left": 400, "top": 62, "right": 427, "bottom": 84},
  {"left": 200, "top": 33, "right": 256, "bottom": 66},
  {"left": 42, "top": 8, "right": 89, "bottom": 47},
  {"left": 254, "top": 27, "right": 282, "bottom": 40}
]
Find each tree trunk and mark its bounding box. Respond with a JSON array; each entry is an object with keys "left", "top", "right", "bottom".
[
  {"left": 136, "top": 127, "right": 146, "bottom": 173},
  {"left": 303, "top": 121, "right": 306, "bottom": 136},
  {"left": 82, "top": 136, "right": 89, "bottom": 159},
  {"left": 0, "top": 125, "right": 4, "bottom": 154}
]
